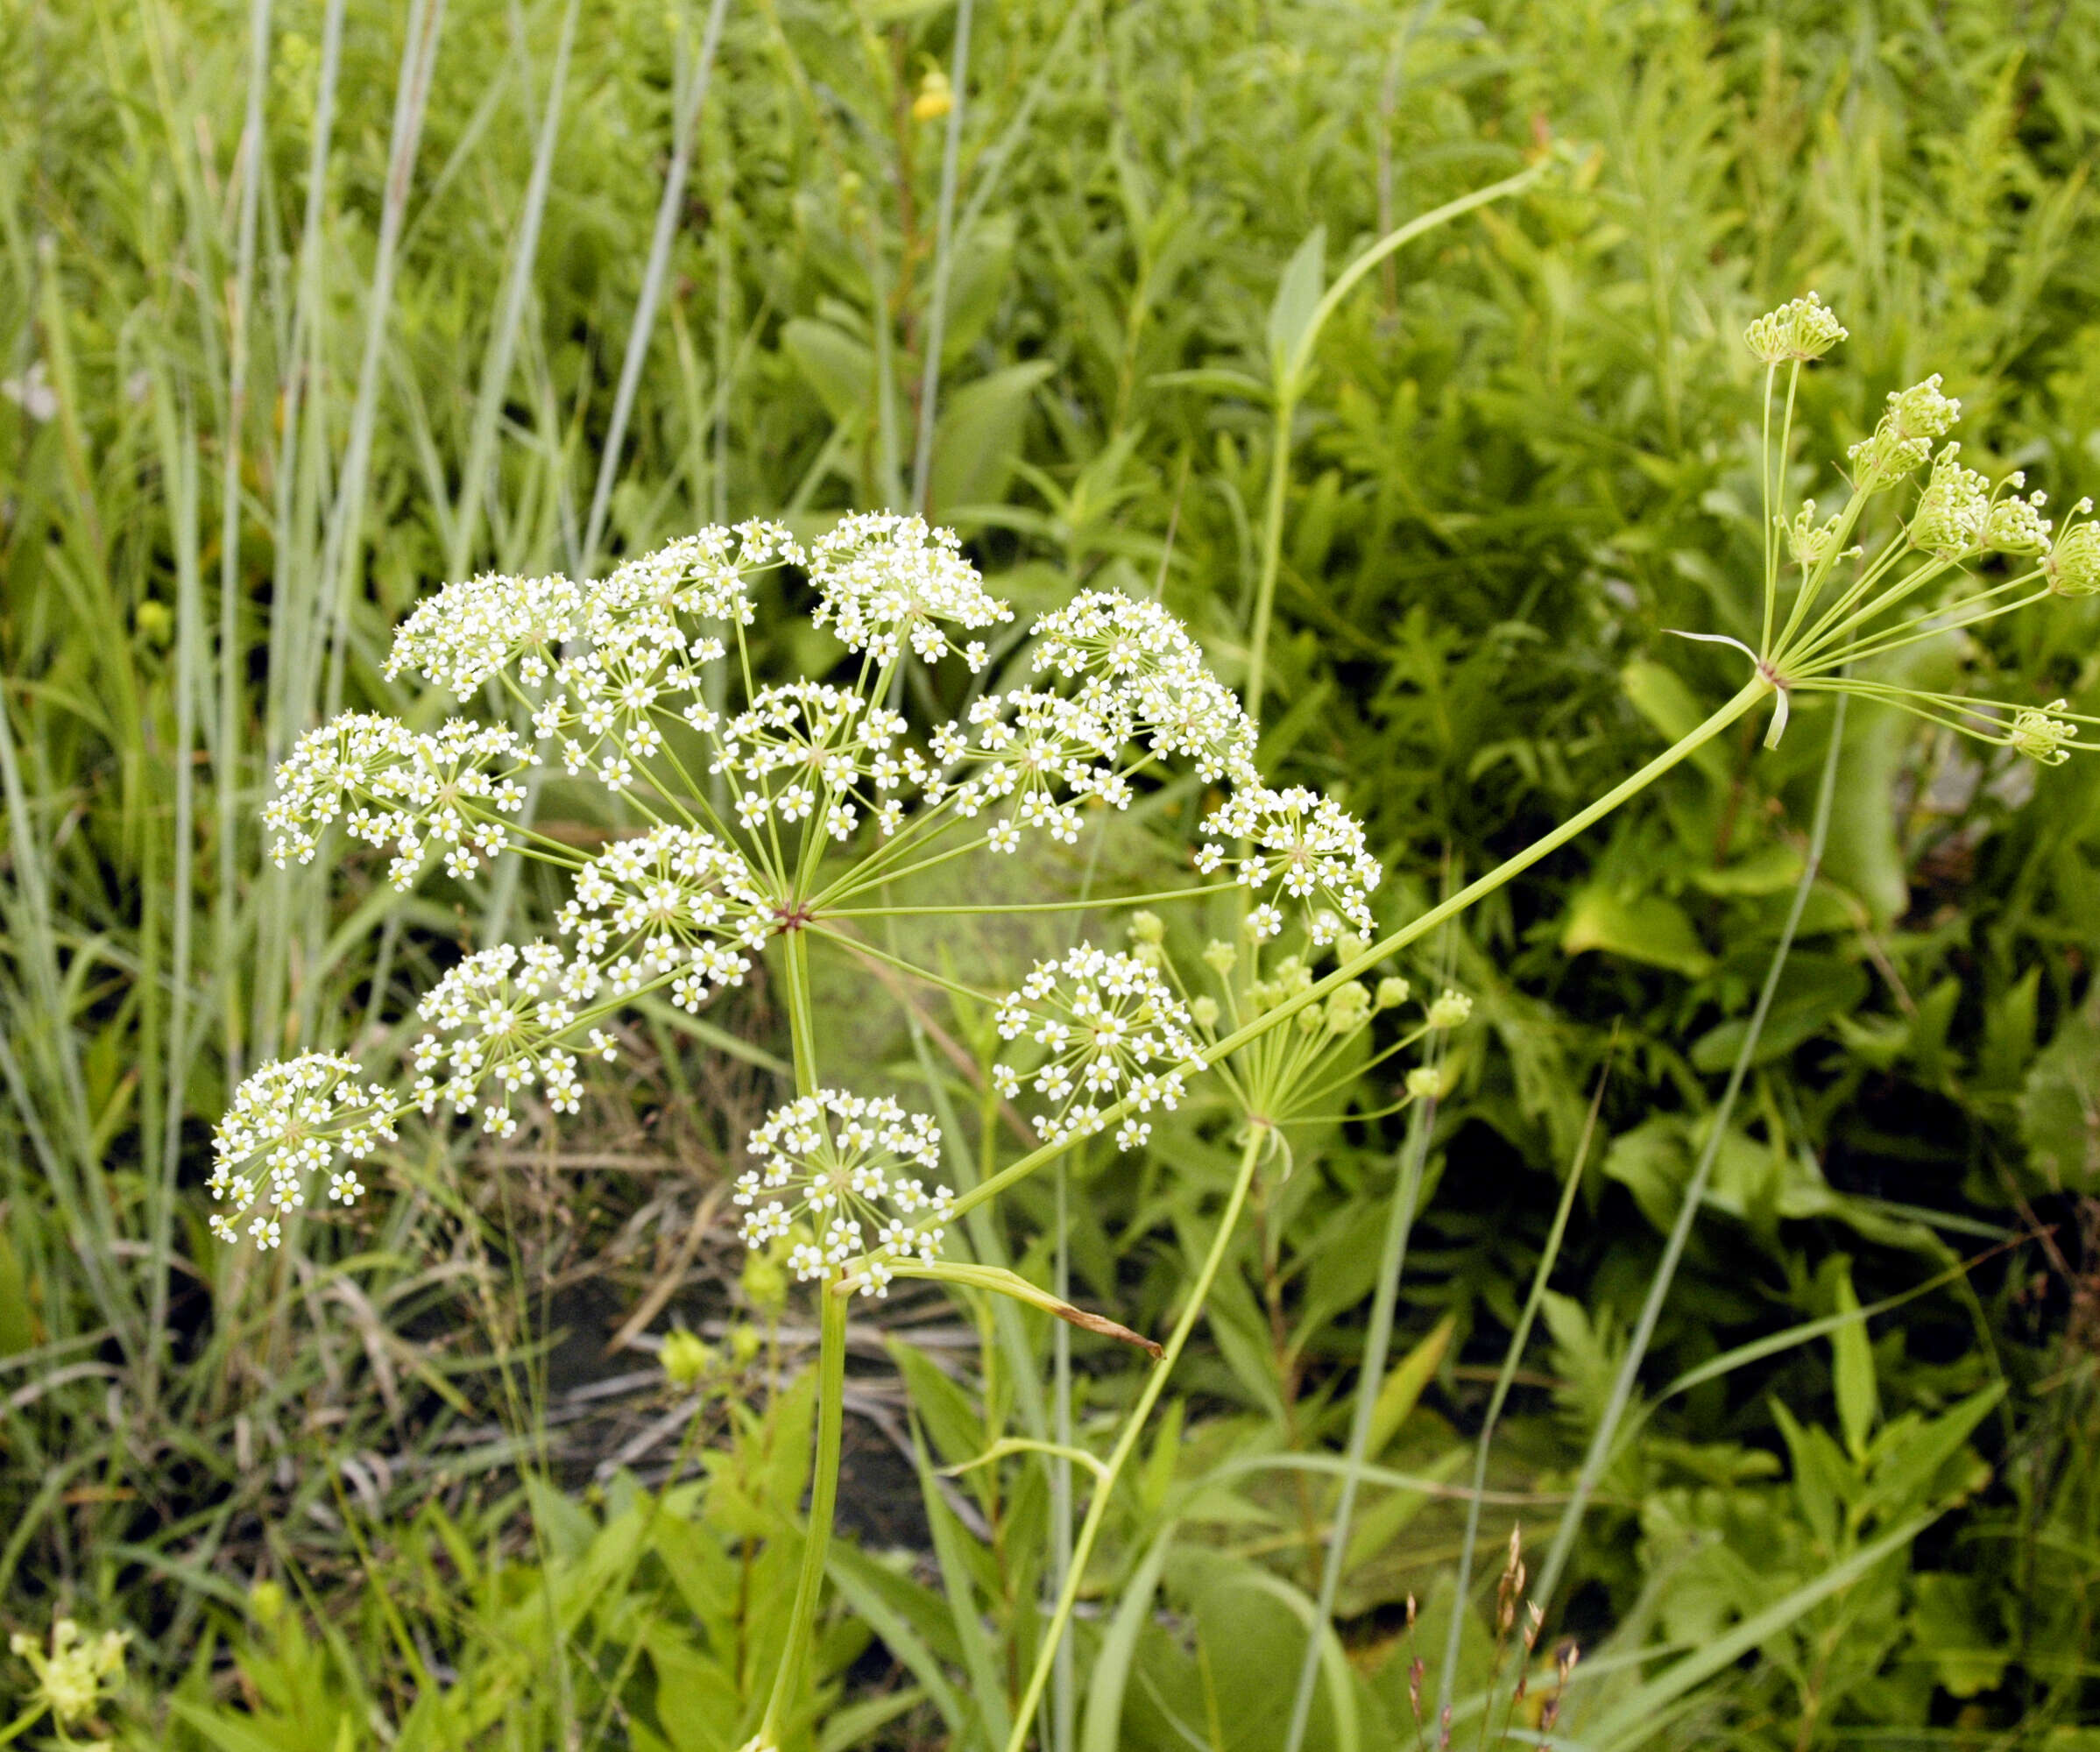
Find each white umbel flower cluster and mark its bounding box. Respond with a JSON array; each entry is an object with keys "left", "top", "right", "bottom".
[
  {"left": 734, "top": 1091, "right": 952, "bottom": 1295},
  {"left": 219, "top": 513, "right": 1395, "bottom": 1268},
  {"left": 994, "top": 947, "right": 1202, "bottom": 1150},
  {"left": 712, "top": 682, "right": 930, "bottom": 839},
  {"left": 1032, "top": 591, "right": 1261, "bottom": 784},
  {"left": 265, "top": 715, "right": 531, "bottom": 887},
  {"left": 808, "top": 514, "right": 1011, "bottom": 668},
  {"left": 409, "top": 943, "right": 616, "bottom": 1136},
  {"left": 209, "top": 1054, "right": 399, "bottom": 1247},
  {"left": 555, "top": 826, "right": 770, "bottom": 1007},
  {"left": 1194, "top": 785, "right": 1381, "bottom": 942},
  {"left": 385, "top": 520, "right": 798, "bottom": 698}
]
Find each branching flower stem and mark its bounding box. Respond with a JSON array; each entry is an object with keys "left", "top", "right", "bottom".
[
  {"left": 999, "top": 1123, "right": 1269, "bottom": 1752},
  {"left": 951, "top": 675, "right": 1773, "bottom": 1226}
]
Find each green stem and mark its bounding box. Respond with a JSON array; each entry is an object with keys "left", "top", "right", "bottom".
[
  {"left": 755, "top": 1273, "right": 848, "bottom": 1747},
  {"left": 951, "top": 675, "right": 1771, "bottom": 1225},
  {"left": 751, "top": 922, "right": 839, "bottom": 1749},
  {"left": 1001, "top": 1126, "right": 1268, "bottom": 1752}
]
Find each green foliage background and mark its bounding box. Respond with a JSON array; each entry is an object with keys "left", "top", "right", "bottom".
[{"left": 1, "top": 0, "right": 2096, "bottom": 1744}]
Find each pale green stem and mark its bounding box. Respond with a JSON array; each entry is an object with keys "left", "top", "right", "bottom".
[
  {"left": 952, "top": 676, "right": 1772, "bottom": 1226},
  {"left": 1001, "top": 1126, "right": 1268, "bottom": 1752},
  {"left": 753, "top": 922, "right": 842, "bottom": 1748},
  {"left": 1246, "top": 159, "right": 1552, "bottom": 732},
  {"left": 756, "top": 1268, "right": 848, "bottom": 1746}
]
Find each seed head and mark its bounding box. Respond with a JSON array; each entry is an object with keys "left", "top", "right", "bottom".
[{"left": 1743, "top": 292, "right": 1847, "bottom": 364}]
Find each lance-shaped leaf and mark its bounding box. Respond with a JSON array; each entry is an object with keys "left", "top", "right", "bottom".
[{"left": 836, "top": 1258, "right": 1163, "bottom": 1358}]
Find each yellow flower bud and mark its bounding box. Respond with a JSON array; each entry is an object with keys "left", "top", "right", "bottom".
[
  {"left": 912, "top": 67, "right": 953, "bottom": 122},
  {"left": 661, "top": 1328, "right": 714, "bottom": 1390}
]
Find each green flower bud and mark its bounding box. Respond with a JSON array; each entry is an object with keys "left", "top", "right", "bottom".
[
  {"left": 1849, "top": 374, "right": 1960, "bottom": 484},
  {"left": 1743, "top": 292, "right": 1847, "bottom": 364},
  {"left": 661, "top": 1328, "right": 714, "bottom": 1390},
  {"left": 1785, "top": 500, "right": 1846, "bottom": 569},
  {"left": 1337, "top": 930, "right": 1369, "bottom": 964},
  {"left": 249, "top": 1580, "right": 286, "bottom": 1628},
  {"left": 1202, "top": 939, "right": 1238, "bottom": 975},
  {"left": 729, "top": 1323, "right": 763, "bottom": 1367},
  {"left": 1128, "top": 910, "right": 1164, "bottom": 946},
  {"left": 1425, "top": 988, "right": 1473, "bottom": 1030},
  {"left": 1984, "top": 485, "right": 2051, "bottom": 557},
  {"left": 1191, "top": 994, "right": 1220, "bottom": 1030},
  {"left": 1405, "top": 1065, "right": 1445, "bottom": 1099},
  {"left": 1908, "top": 444, "right": 1989, "bottom": 559},
  {"left": 1297, "top": 1004, "right": 1324, "bottom": 1034},
  {"left": 1375, "top": 976, "right": 1411, "bottom": 1010},
  {"left": 2011, "top": 701, "right": 2078, "bottom": 766},
  {"left": 2047, "top": 512, "right": 2100, "bottom": 597},
  {"left": 1323, "top": 982, "right": 1373, "bottom": 1035}
]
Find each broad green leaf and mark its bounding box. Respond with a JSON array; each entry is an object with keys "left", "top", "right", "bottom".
[
  {"left": 781, "top": 318, "right": 874, "bottom": 424},
  {"left": 2020, "top": 1003, "right": 2100, "bottom": 1189},
  {"left": 1822, "top": 1255, "right": 1878, "bottom": 1461},
  {"left": 1622, "top": 659, "right": 1731, "bottom": 785},
  {"left": 1688, "top": 840, "right": 1804, "bottom": 895},
  {"left": 928, "top": 359, "right": 1055, "bottom": 517},
  {"left": 1266, "top": 225, "right": 1326, "bottom": 389},
  {"left": 1561, "top": 884, "right": 1715, "bottom": 978},
  {"left": 1081, "top": 1527, "right": 1176, "bottom": 1752},
  {"left": 1365, "top": 1312, "right": 1455, "bottom": 1456}
]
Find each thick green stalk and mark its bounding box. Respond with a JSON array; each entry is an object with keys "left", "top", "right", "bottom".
[
  {"left": 755, "top": 1275, "right": 848, "bottom": 1748},
  {"left": 952, "top": 675, "right": 1773, "bottom": 1225},
  {"left": 752, "top": 922, "right": 843, "bottom": 1749},
  {"left": 1001, "top": 1127, "right": 1268, "bottom": 1752}
]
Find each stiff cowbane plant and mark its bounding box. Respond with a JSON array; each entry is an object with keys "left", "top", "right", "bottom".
[{"left": 209, "top": 298, "right": 2093, "bottom": 1749}]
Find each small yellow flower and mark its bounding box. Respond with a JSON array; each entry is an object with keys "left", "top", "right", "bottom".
[
  {"left": 911, "top": 66, "right": 952, "bottom": 123},
  {"left": 10, "top": 1616, "right": 129, "bottom": 1728}
]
